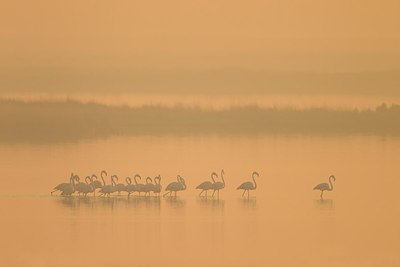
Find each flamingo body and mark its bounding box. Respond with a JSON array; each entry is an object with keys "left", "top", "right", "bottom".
[
  {"left": 211, "top": 169, "right": 225, "bottom": 197},
  {"left": 313, "top": 175, "right": 336, "bottom": 199},
  {"left": 237, "top": 171, "right": 259, "bottom": 198},
  {"left": 163, "top": 175, "right": 186, "bottom": 197},
  {"left": 196, "top": 171, "right": 217, "bottom": 197}
]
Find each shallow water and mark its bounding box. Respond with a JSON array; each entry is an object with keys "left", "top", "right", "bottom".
[{"left": 1, "top": 135, "right": 400, "bottom": 267}]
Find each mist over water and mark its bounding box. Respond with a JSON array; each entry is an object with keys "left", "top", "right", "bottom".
[
  {"left": 2, "top": 1, "right": 400, "bottom": 265},
  {"left": 1, "top": 135, "right": 400, "bottom": 267}
]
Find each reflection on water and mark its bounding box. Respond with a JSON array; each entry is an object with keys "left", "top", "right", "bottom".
[
  {"left": 314, "top": 199, "right": 335, "bottom": 211},
  {"left": 163, "top": 196, "right": 186, "bottom": 211},
  {"left": 197, "top": 197, "right": 225, "bottom": 214},
  {"left": 238, "top": 197, "right": 257, "bottom": 210},
  {"left": 55, "top": 195, "right": 164, "bottom": 212}
]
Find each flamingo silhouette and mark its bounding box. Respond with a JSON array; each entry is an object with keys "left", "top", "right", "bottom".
[
  {"left": 115, "top": 175, "right": 127, "bottom": 195},
  {"left": 143, "top": 177, "right": 154, "bottom": 196},
  {"left": 314, "top": 175, "right": 336, "bottom": 199},
  {"left": 99, "top": 174, "right": 117, "bottom": 197},
  {"left": 153, "top": 175, "right": 162, "bottom": 197},
  {"left": 60, "top": 175, "right": 79, "bottom": 196},
  {"left": 129, "top": 174, "right": 144, "bottom": 197},
  {"left": 51, "top": 173, "right": 74, "bottom": 195},
  {"left": 89, "top": 174, "right": 102, "bottom": 196},
  {"left": 75, "top": 175, "right": 89, "bottom": 196},
  {"left": 196, "top": 172, "right": 217, "bottom": 197},
  {"left": 163, "top": 175, "right": 186, "bottom": 197},
  {"left": 125, "top": 177, "right": 134, "bottom": 196},
  {"left": 80, "top": 176, "right": 95, "bottom": 196},
  {"left": 237, "top": 171, "right": 259, "bottom": 198},
  {"left": 211, "top": 169, "right": 225, "bottom": 198}
]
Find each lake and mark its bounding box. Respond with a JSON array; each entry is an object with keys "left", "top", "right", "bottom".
[{"left": 1, "top": 134, "right": 399, "bottom": 267}]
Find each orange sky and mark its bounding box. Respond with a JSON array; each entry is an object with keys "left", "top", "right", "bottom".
[{"left": 1, "top": 0, "right": 400, "bottom": 94}]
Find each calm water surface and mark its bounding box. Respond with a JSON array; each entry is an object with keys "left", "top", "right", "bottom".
[{"left": 1, "top": 135, "right": 399, "bottom": 267}]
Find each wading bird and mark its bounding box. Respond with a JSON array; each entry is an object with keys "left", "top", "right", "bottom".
[
  {"left": 212, "top": 169, "right": 225, "bottom": 198},
  {"left": 51, "top": 173, "right": 75, "bottom": 195},
  {"left": 237, "top": 171, "right": 259, "bottom": 198},
  {"left": 313, "top": 175, "right": 336, "bottom": 199},
  {"left": 75, "top": 175, "right": 90, "bottom": 196},
  {"left": 79, "top": 176, "right": 95, "bottom": 196},
  {"left": 196, "top": 172, "right": 217, "bottom": 197},
  {"left": 115, "top": 175, "right": 127, "bottom": 195},
  {"left": 163, "top": 175, "right": 186, "bottom": 197},
  {"left": 90, "top": 173, "right": 104, "bottom": 196},
  {"left": 143, "top": 177, "right": 154, "bottom": 196},
  {"left": 125, "top": 176, "right": 134, "bottom": 196},
  {"left": 129, "top": 174, "right": 144, "bottom": 197},
  {"left": 60, "top": 175, "right": 79, "bottom": 196},
  {"left": 153, "top": 175, "right": 162, "bottom": 197},
  {"left": 99, "top": 174, "right": 117, "bottom": 197}
]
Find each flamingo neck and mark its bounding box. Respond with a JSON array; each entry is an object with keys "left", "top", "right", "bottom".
[
  {"left": 329, "top": 176, "right": 334, "bottom": 191},
  {"left": 211, "top": 173, "right": 216, "bottom": 183},
  {"left": 252, "top": 173, "right": 257, "bottom": 189}
]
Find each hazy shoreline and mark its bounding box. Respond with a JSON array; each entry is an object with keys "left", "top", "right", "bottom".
[{"left": 1, "top": 99, "right": 400, "bottom": 142}]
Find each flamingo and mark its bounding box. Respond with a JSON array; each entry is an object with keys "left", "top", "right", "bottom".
[
  {"left": 196, "top": 172, "right": 217, "bottom": 197},
  {"left": 60, "top": 175, "right": 79, "bottom": 196},
  {"left": 211, "top": 169, "right": 225, "bottom": 198},
  {"left": 142, "top": 177, "right": 154, "bottom": 196},
  {"left": 115, "top": 175, "right": 127, "bottom": 195},
  {"left": 51, "top": 173, "right": 74, "bottom": 195},
  {"left": 153, "top": 175, "right": 162, "bottom": 197},
  {"left": 313, "top": 175, "right": 336, "bottom": 199},
  {"left": 163, "top": 175, "right": 186, "bottom": 197},
  {"left": 75, "top": 175, "right": 89, "bottom": 196},
  {"left": 126, "top": 174, "right": 143, "bottom": 197},
  {"left": 125, "top": 176, "right": 134, "bottom": 196},
  {"left": 90, "top": 173, "right": 104, "bottom": 196},
  {"left": 80, "top": 176, "right": 95, "bottom": 196},
  {"left": 99, "top": 174, "right": 117, "bottom": 197},
  {"left": 237, "top": 171, "right": 259, "bottom": 198}
]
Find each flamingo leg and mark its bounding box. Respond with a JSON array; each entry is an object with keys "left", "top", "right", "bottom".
[
  {"left": 247, "top": 190, "right": 250, "bottom": 198},
  {"left": 320, "top": 190, "right": 323, "bottom": 199},
  {"left": 199, "top": 190, "right": 204, "bottom": 196},
  {"left": 242, "top": 190, "right": 246, "bottom": 197}
]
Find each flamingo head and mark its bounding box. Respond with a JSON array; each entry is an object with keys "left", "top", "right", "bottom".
[
  {"left": 330, "top": 175, "right": 336, "bottom": 181},
  {"left": 73, "top": 175, "right": 80, "bottom": 182},
  {"left": 177, "top": 175, "right": 182, "bottom": 182},
  {"left": 253, "top": 171, "right": 260, "bottom": 177}
]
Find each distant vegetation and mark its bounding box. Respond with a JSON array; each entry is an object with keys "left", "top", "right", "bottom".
[{"left": 1, "top": 99, "right": 400, "bottom": 142}]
